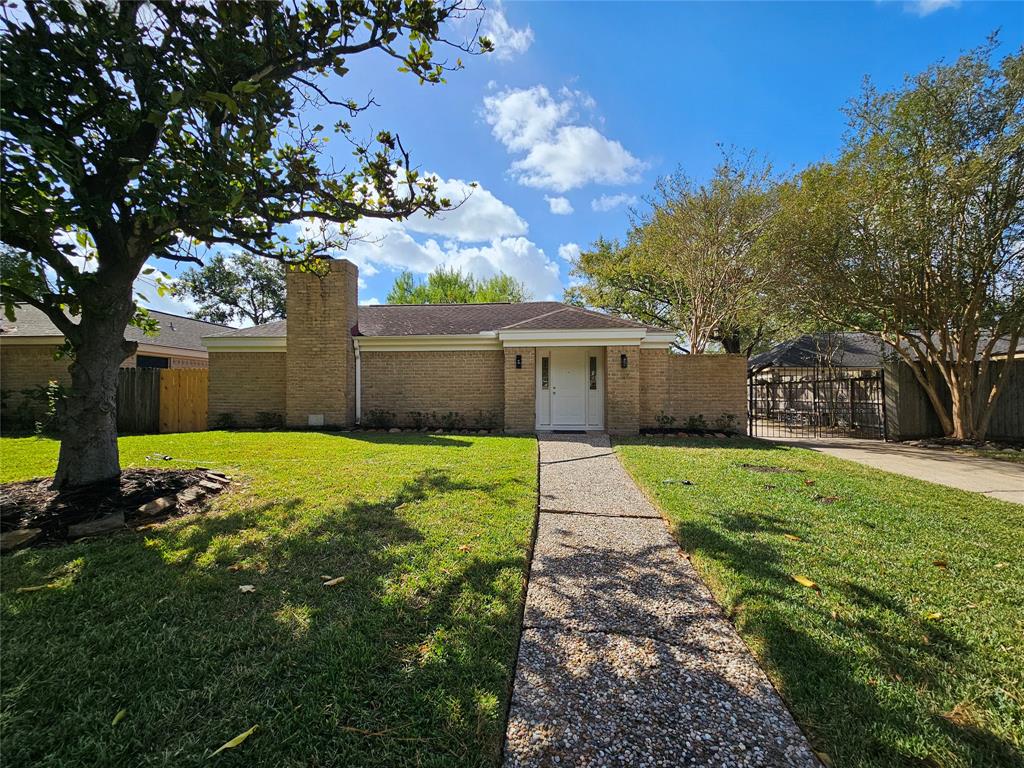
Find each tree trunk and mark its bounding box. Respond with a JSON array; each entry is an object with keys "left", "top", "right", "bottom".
[{"left": 52, "top": 305, "right": 137, "bottom": 490}]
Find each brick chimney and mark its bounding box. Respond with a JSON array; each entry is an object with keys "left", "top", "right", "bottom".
[{"left": 285, "top": 259, "right": 359, "bottom": 428}]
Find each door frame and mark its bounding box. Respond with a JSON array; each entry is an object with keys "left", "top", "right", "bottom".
[{"left": 535, "top": 347, "right": 605, "bottom": 430}]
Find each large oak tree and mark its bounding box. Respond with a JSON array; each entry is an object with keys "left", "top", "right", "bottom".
[
  {"left": 1, "top": 0, "right": 488, "bottom": 488},
  {"left": 773, "top": 38, "right": 1023, "bottom": 441}
]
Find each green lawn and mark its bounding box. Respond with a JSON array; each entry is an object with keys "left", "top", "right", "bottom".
[
  {"left": 0, "top": 432, "right": 537, "bottom": 768},
  {"left": 616, "top": 437, "right": 1024, "bottom": 768}
]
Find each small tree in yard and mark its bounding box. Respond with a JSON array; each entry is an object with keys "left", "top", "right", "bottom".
[
  {"left": 1, "top": 0, "right": 489, "bottom": 489},
  {"left": 774, "top": 38, "right": 1023, "bottom": 441},
  {"left": 568, "top": 153, "right": 785, "bottom": 355},
  {"left": 176, "top": 253, "right": 286, "bottom": 326}
]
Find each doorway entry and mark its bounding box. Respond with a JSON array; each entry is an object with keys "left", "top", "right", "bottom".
[{"left": 536, "top": 347, "right": 605, "bottom": 430}]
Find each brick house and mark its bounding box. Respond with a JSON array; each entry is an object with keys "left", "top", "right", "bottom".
[
  {"left": 1, "top": 305, "right": 224, "bottom": 392},
  {"left": 203, "top": 259, "right": 748, "bottom": 434}
]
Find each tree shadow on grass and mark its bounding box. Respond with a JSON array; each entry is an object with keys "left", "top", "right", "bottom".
[
  {"left": 0, "top": 467, "right": 532, "bottom": 768},
  {"left": 666, "top": 515, "right": 1022, "bottom": 768}
]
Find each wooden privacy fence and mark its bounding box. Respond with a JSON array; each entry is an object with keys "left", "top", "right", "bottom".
[{"left": 117, "top": 368, "right": 207, "bottom": 434}]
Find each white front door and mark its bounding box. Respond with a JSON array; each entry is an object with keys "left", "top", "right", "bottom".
[
  {"left": 536, "top": 348, "right": 605, "bottom": 430},
  {"left": 551, "top": 348, "right": 587, "bottom": 425}
]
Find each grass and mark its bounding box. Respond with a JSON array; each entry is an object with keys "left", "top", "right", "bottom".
[
  {"left": 0, "top": 431, "right": 537, "bottom": 768},
  {"left": 615, "top": 436, "right": 1024, "bottom": 768}
]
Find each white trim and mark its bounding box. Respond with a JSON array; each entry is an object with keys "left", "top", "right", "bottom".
[
  {"left": 499, "top": 328, "right": 646, "bottom": 347},
  {"left": 0, "top": 335, "right": 210, "bottom": 359},
  {"left": 202, "top": 336, "right": 287, "bottom": 352},
  {"left": 353, "top": 338, "right": 362, "bottom": 424},
  {"left": 136, "top": 343, "right": 208, "bottom": 360},
  {"left": 355, "top": 334, "right": 501, "bottom": 352},
  {"left": 0, "top": 335, "right": 65, "bottom": 346}
]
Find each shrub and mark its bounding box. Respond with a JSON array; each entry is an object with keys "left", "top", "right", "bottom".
[
  {"left": 656, "top": 412, "right": 676, "bottom": 429},
  {"left": 362, "top": 409, "right": 394, "bottom": 429},
  {"left": 476, "top": 410, "right": 499, "bottom": 430},
  {"left": 255, "top": 411, "right": 284, "bottom": 430},
  {"left": 211, "top": 412, "right": 238, "bottom": 430},
  {"left": 714, "top": 412, "right": 738, "bottom": 433},
  {"left": 1, "top": 383, "right": 67, "bottom": 436},
  {"left": 439, "top": 411, "right": 463, "bottom": 431},
  {"left": 684, "top": 413, "right": 708, "bottom": 431}
]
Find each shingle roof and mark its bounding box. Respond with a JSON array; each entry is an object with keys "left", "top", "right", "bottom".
[
  {"left": 206, "top": 302, "right": 671, "bottom": 339},
  {"left": 749, "top": 333, "right": 889, "bottom": 371},
  {"left": 750, "top": 331, "right": 1023, "bottom": 371},
  {"left": 0, "top": 305, "right": 229, "bottom": 351}
]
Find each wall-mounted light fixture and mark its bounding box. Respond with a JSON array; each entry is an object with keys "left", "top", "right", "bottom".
[
  {"left": 620, "top": 353, "right": 628, "bottom": 369},
  {"left": 515, "top": 354, "right": 522, "bottom": 369}
]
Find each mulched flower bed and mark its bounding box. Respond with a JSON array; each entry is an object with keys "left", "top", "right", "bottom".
[{"left": 0, "top": 468, "right": 230, "bottom": 553}]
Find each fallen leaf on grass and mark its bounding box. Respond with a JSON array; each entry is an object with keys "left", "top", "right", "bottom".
[
  {"left": 792, "top": 574, "right": 820, "bottom": 591},
  {"left": 925, "top": 611, "right": 943, "bottom": 621},
  {"left": 783, "top": 533, "right": 802, "bottom": 542},
  {"left": 995, "top": 562, "right": 1008, "bottom": 569},
  {"left": 932, "top": 560, "right": 948, "bottom": 569},
  {"left": 112, "top": 709, "right": 127, "bottom": 726},
  {"left": 804, "top": 479, "right": 816, "bottom": 486},
  {"left": 238, "top": 585, "right": 256, "bottom": 594},
  {"left": 15, "top": 583, "right": 57, "bottom": 593},
  {"left": 226, "top": 564, "right": 243, "bottom": 572},
  {"left": 814, "top": 495, "right": 840, "bottom": 505},
  {"left": 210, "top": 725, "right": 258, "bottom": 757},
  {"left": 458, "top": 544, "right": 471, "bottom": 553},
  {"left": 322, "top": 576, "right": 346, "bottom": 587}
]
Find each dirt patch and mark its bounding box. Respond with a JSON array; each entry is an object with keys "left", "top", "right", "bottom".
[{"left": 1, "top": 468, "right": 230, "bottom": 552}]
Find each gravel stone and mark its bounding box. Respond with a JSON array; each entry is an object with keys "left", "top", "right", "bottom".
[
  {"left": 538, "top": 433, "right": 660, "bottom": 517},
  {"left": 504, "top": 434, "right": 819, "bottom": 767}
]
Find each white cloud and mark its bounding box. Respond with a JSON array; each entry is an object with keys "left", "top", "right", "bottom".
[
  {"left": 359, "top": 296, "right": 382, "bottom": 306},
  {"left": 405, "top": 176, "right": 527, "bottom": 241},
  {"left": 299, "top": 177, "right": 563, "bottom": 299},
  {"left": 558, "top": 242, "right": 581, "bottom": 262},
  {"left": 904, "top": 0, "right": 959, "bottom": 16},
  {"left": 482, "top": 1, "right": 534, "bottom": 60},
  {"left": 545, "top": 195, "right": 574, "bottom": 215},
  {"left": 591, "top": 193, "right": 638, "bottom": 212},
  {"left": 483, "top": 86, "right": 644, "bottom": 192}
]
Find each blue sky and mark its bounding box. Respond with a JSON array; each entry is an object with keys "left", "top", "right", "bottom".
[{"left": 148, "top": 0, "right": 1023, "bottom": 316}]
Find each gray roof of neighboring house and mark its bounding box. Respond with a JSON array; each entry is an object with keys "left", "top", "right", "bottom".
[
  {"left": 0, "top": 305, "right": 229, "bottom": 352},
  {"left": 206, "top": 302, "right": 671, "bottom": 339},
  {"left": 749, "top": 333, "right": 890, "bottom": 371},
  {"left": 750, "top": 331, "right": 1024, "bottom": 371}
]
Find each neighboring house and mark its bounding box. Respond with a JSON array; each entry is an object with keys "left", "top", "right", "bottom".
[
  {"left": 749, "top": 331, "right": 1023, "bottom": 441},
  {"left": 748, "top": 332, "right": 890, "bottom": 379},
  {"left": 0, "top": 305, "right": 227, "bottom": 399},
  {"left": 203, "top": 259, "right": 748, "bottom": 434}
]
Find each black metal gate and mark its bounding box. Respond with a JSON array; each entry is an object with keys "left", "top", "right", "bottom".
[{"left": 748, "top": 370, "right": 887, "bottom": 440}]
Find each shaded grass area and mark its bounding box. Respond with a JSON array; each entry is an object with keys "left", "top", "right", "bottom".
[
  {"left": 1, "top": 432, "right": 537, "bottom": 767},
  {"left": 615, "top": 437, "right": 1024, "bottom": 768}
]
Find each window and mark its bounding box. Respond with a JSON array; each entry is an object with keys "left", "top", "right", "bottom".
[
  {"left": 136, "top": 355, "right": 170, "bottom": 369},
  {"left": 589, "top": 356, "right": 597, "bottom": 390},
  {"left": 541, "top": 356, "right": 550, "bottom": 389}
]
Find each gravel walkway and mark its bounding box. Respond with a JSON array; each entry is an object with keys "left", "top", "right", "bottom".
[{"left": 504, "top": 433, "right": 819, "bottom": 768}]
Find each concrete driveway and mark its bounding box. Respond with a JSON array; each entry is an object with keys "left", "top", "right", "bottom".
[{"left": 771, "top": 436, "right": 1024, "bottom": 504}]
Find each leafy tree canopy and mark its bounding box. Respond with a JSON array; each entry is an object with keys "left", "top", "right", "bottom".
[
  {"left": 568, "top": 152, "right": 789, "bottom": 355},
  {"left": 772, "top": 35, "right": 1023, "bottom": 441},
  {"left": 175, "top": 253, "right": 286, "bottom": 326},
  {"left": 0, "top": 0, "right": 489, "bottom": 488},
  {"left": 387, "top": 266, "right": 530, "bottom": 304}
]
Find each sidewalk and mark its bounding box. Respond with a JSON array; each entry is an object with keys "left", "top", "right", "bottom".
[
  {"left": 503, "top": 433, "right": 819, "bottom": 768},
  {"left": 770, "top": 436, "right": 1024, "bottom": 504}
]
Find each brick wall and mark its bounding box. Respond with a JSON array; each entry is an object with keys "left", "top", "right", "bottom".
[
  {"left": 208, "top": 351, "right": 286, "bottom": 427},
  {"left": 605, "top": 345, "right": 640, "bottom": 434},
  {"left": 1, "top": 345, "right": 72, "bottom": 393},
  {"left": 503, "top": 347, "right": 535, "bottom": 433},
  {"left": 360, "top": 350, "right": 504, "bottom": 429},
  {"left": 639, "top": 349, "right": 748, "bottom": 433},
  {"left": 286, "top": 259, "right": 358, "bottom": 428}
]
